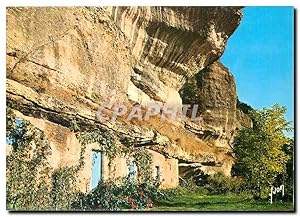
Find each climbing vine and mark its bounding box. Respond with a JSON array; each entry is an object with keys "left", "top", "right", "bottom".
[
  {"left": 6, "top": 109, "right": 52, "bottom": 210},
  {"left": 76, "top": 130, "right": 117, "bottom": 163},
  {"left": 6, "top": 109, "right": 157, "bottom": 211},
  {"left": 134, "top": 148, "right": 153, "bottom": 182},
  {"left": 50, "top": 166, "right": 80, "bottom": 210},
  {"left": 72, "top": 121, "right": 155, "bottom": 183},
  {"left": 6, "top": 110, "right": 83, "bottom": 211},
  {"left": 121, "top": 144, "right": 153, "bottom": 182}
]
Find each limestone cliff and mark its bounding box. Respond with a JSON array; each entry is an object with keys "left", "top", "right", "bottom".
[{"left": 6, "top": 6, "right": 251, "bottom": 177}]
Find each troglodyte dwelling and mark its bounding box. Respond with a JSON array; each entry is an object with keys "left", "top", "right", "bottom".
[{"left": 6, "top": 7, "right": 252, "bottom": 192}]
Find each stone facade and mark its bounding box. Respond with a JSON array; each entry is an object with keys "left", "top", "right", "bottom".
[{"left": 10, "top": 110, "right": 178, "bottom": 192}]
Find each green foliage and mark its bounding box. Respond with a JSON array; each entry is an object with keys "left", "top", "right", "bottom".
[
  {"left": 179, "top": 170, "right": 210, "bottom": 187},
  {"left": 282, "top": 138, "right": 294, "bottom": 201},
  {"left": 50, "top": 167, "right": 80, "bottom": 210},
  {"left": 161, "top": 185, "right": 209, "bottom": 201},
  {"left": 120, "top": 146, "right": 156, "bottom": 185},
  {"left": 75, "top": 129, "right": 144, "bottom": 182},
  {"left": 176, "top": 173, "right": 245, "bottom": 196},
  {"left": 6, "top": 111, "right": 158, "bottom": 211},
  {"left": 236, "top": 98, "right": 254, "bottom": 115},
  {"left": 180, "top": 177, "right": 202, "bottom": 192},
  {"left": 205, "top": 173, "right": 246, "bottom": 195},
  {"left": 233, "top": 104, "right": 293, "bottom": 199},
  {"left": 73, "top": 179, "right": 160, "bottom": 210},
  {"left": 76, "top": 130, "right": 117, "bottom": 162},
  {"left": 6, "top": 110, "right": 52, "bottom": 210},
  {"left": 161, "top": 176, "right": 226, "bottom": 201},
  {"left": 132, "top": 148, "right": 153, "bottom": 183},
  {"left": 76, "top": 130, "right": 119, "bottom": 180},
  {"left": 76, "top": 128, "right": 154, "bottom": 183},
  {"left": 154, "top": 192, "right": 293, "bottom": 211},
  {"left": 6, "top": 110, "right": 85, "bottom": 211}
]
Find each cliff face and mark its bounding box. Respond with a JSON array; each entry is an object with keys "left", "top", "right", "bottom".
[
  {"left": 103, "top": 7, "right": 242, "bottom": 102},
  {"left": 181, "top": 60, "right": 252, "bottom": 148},
  {"left": 6, "top": 6, "right": 251, "bottom": 176}
]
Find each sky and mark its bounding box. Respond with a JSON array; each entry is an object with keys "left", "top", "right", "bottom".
[{"left": 221, "top": 6, "right": 294, "bottom": 128}]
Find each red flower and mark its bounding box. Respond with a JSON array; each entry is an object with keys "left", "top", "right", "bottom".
[
  {"left": 96, "top": 204, "right": 102, "bottom": 209},
  {"left": 131, "top": 204, "right": 137, "bottom": 209},
  {"left": 139, "top": 191, "right": 145, "bottom": 196},
  {"left": 147, "top": 199, "right": 152, "bottom": 204},
  {"left": 145, "top": 205, "right": 149, "bottom": 209},
  {"left": 128, "top": 197, "right": 134, "bottom": 202}
]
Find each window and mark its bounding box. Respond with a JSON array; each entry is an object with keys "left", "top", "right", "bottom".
[
  {"left": 6, "top": 118, "right": 24, "bottom": 145},
  {"left": 154, "top": 165, "right": 161, "bottom": 181},
  {"left": 128, "top": 161, "right": 137, "bottom": 180},
  {"left": 91, "top": 150, "right": 102, "bottom": 189}
]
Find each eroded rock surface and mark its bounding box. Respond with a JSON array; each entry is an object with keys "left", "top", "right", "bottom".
[{"left": 6, "top": 6, "right": 251, "bottom": 178}]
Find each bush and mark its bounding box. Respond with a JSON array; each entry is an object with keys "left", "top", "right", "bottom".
[
  {"left": 161, "top": 178, "right": 209, "bottom": 200},
  {"left": 73, "top": 178, "right": 162, "bottom": 210},
  {"left": 233, "top": 105, "right": 292, "bottom": 199},
  {"left": 205, "top": 173, "right": 246, "bottom": 195}
]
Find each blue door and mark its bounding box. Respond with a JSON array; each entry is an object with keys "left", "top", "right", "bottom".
[
  {"left": 91, "top": 150, "right": 102, "bottom": 189},
  {"left": 128, "top": 161, "right": 137, "bottom": 180}
]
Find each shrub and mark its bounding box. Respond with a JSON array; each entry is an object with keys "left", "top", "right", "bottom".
[
  {"left": 73, "top": 178, "right": 161, "bottom": 210},
  {"left": 205, "top": 173, "right": 246, "bottom": 195},
  {"left": 161, "top": 178, "right": 209, "bottom": 200}
]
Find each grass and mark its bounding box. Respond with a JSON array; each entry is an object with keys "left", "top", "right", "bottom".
[{"left": 152, "top": 192, "right": 294, "bottom": 211}]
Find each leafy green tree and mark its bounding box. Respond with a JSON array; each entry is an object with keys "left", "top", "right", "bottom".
[
  {"left": 281, "top": 138, "right": 294, "bottom": 200},
  {"left": 233, "top": 104, "right": 293, "bottom": 199}
]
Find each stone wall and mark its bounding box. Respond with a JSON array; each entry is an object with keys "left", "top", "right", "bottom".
[
  {"left": 9, "top": 111, "right": 178, "bottom": 191},
  {"left": 148, "top": 149, "right": 179, "bottom": 188}
]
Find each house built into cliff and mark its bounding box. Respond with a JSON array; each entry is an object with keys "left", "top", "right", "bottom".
[
  {"left": 7, "top": 6, "right": 251, "bottom": 193},
  {"left": 7, "top": 111, "right": 179, "bottom": 191}
]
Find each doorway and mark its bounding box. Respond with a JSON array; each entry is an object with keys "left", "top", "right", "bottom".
[{"left": 91, "top": 150, "right": 102, "bottom": 189}]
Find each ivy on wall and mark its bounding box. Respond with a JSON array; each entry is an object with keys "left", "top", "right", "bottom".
[
  {"left": 76, "top": 131, "right": 117, "bottom": 166},
  {"left": 6, "top": 110, "right": 84, "bottom": 210},
  {"left": 50, "top": 166, "right": 79, "bottom": 210},
  {"left": 6, "top": 110, "right": 157, "bottom": 210},
  {"left": 75, "top": 128, "right": 154, "bottom": 182},
  {"left": 6, "top": 109, "right": 53, "bottom": 210},
  {"left": 121, "top": 144, "right": 153, "bottom": 183}
]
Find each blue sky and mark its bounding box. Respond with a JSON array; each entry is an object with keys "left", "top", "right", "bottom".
[{"left": 221, "top": 6, "right": 294, "bottom": 127}]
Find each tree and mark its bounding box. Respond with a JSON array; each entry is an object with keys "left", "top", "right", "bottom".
[
  {"left": 281, "top": 138, "right": 294, "bottom": 200},
  {"left": 232, "top": 104, "right": 293, "bottom": 199}
]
